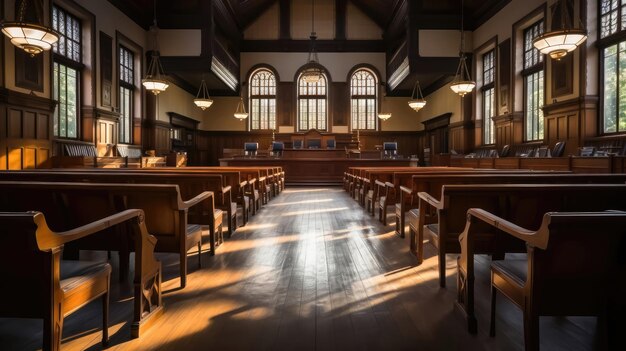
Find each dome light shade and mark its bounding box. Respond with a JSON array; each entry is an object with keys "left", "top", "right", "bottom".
[
  {"left": 302, "top": 68, "right": 323, "bottom": 84},
  {"left": 194, "top": 98, "right": 213, "bottom": 110},
  {"left": 142, "top": 76, "right": 169, "bottom": 95},
  {"left": 408, "top": 98, "right": 427, "bottom": 111},
  {"left": 533, "top": 29, "right": 587, "bottom": 60},
  {"left": 234, "top": 96, "right": 248, "bottom": 120},
  {"left": 194, "top": 79, "right": 213, "bottom": 110},
  {"left": 450, "top": 80, "right": 476, "bottom": 97},
  {"left": 408, "top": 80, "right": 427, "bottom": 112},
  {"left": 533, "top": 0, "right": 587, "bottom": 60},
  {"left": 378, "top": 112, "right": 392, "bottom": 121},
  {"left": 1, "top": 22, "right": 59, "bottom": 55}
]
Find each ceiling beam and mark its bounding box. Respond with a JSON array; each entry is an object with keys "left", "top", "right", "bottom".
[
  {"left": 241, "top": 40, "right": 386, "bottom": 52},
  {"left": 279, "top": 0, "right": 290, "bottom": 40},
  {"left": 336, "top": 0, "right": 347, "bottom": 41}
]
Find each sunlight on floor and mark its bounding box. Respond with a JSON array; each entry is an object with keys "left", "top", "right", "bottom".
[
  {"left": 283, "top": 207, "right": 349, "bottom": 216},
  {"left": 266, "top": 198, "right": 334, "bottom": 207}
]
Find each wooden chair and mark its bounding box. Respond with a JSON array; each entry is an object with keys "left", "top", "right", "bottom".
[
  {"left": 376, "top": 180, "right": 395, "bottom": 225},
  {"left": 0, "top": 209, "right": 148, "bottom": 351},
  {"left": 465, "top": 209, "right": 626, "bottom": 351}
]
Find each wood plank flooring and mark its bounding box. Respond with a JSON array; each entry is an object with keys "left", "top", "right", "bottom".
[{"left": 0, "top": 187, "right": 599, "bottom": 350}]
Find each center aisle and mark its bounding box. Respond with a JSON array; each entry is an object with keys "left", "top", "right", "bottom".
[{"left": 52, "top": 187, "right": 596, "bottom": 351}]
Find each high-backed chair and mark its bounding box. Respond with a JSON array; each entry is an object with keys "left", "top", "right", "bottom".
[
  {"left": 483, "top": 210, "right": 626, "bottom": 351},
  {"left": 244, "top": 142, "right": 258, "bottom": 157},
  {"left": 326, "top": 139, "right": 336, "bottom": 149},
  {"left": 500, "top": 144, "right": 511, "bottom": 157},
  {"left": 307, "top": 138, "right": 321, "bottom": 149},
  {"left": 0, "top": 210, "right": 149, "bottom": 351},
  {"left": 271, "top": 141, "right": 284, "bottom": 157},
  {"left": 552, "top": 141, "right": 566, "bottom": 157},
  {"left": 293, "top": 139, "right": 303, "bottom": 149},
  {"left": 383, "top": 142, "right": 398, "bottom": 158}
]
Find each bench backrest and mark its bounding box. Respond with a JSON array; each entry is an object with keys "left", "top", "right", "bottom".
[{"left": 439, "top": 184, "right": 626, "bottom": 237}]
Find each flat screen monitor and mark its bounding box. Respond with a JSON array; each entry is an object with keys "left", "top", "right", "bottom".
[{"left": 272, "top": 141, "right": 284, "bottom": 151}]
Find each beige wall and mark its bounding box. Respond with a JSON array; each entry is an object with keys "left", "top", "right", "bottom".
[
  {"left": 244, "top": 2, "right": 279, "bottom": 40},
  {"left": 415, "top": 83, "right": 461, "bottom": 126},
  {"left": 157, "top": 83, "right": 204, "bottom": 124},
  {"left": 291, "top": 0, "right": 335, "bottom": 39},
  {"left": 380, "top": 97, "right": 423, "bottom": 131},
  {"left": 241, "top": 52, "right": 386, "bottom": 82},
  {"left": 201, "top": 96, "right": 247, "bottom": 131},
  {"left": 158, "top": 30, "right": 202, "bottom": 56},
  {"left": 346, "top": 2, "right": 382, "bottom": 40},
  {"left": 419, "top": 30, "right": 472, "bottom": 57}
]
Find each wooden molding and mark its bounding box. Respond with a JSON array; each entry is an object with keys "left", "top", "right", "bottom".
[
  {"left": 241, "top": 40, "right": 386, "bottom": 52},
  {"left": 0, "top": 88, "right": 57, "bottom": 111}
]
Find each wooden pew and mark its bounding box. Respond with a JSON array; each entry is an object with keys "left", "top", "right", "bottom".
[
  {"left": 469, "top": 210, "right": 626, "bottom": 350},
  {"left": 415, "top": 183, "right": 626, "bottom": 333},
  {"left": 393, "top": 170, "right": 572, "bottom": 237},
  {"left": 408, "top": 174, "right": 626, "bottom": 263},
  {"left": 0, "top": 170, "right": 226, "bottom": 253},
  {"left": 0, "top": 183, "right": 164, "bottom": 338},
  {"left": 0, "top": 180, "right": 215, "bottom": 290}
]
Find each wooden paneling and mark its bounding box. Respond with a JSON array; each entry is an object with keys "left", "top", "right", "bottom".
[
  {"left": 0, "top": 89, "right": 55, "bottom": 170},
  {"left": 331, "top": 82, "right": 349, "bottom": 126},
  {"left": 278, "top": 82, "right": 293, "bottom": 126}
]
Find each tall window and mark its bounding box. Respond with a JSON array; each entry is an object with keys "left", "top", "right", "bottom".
[
  {"left": 52, "top": 6, "right": 81, "bottom": 139},
  {"left": 249, "top": 69, "right": 276, "bottom": 130},
  {"left": 350, "top": 69, "right": 377, "bottom": 130},
  {"left": 600, "top": 0, "right": 626, "bottom": 133},
  {"left": 298, "top": 70, "right": 327, "bottom": 131},
  {"left": 482, "top": 50, "right": 496, "bottom": 144},
  {"left": 523, "top": 20, "right": 544, "bottom": 141},
  {"left": 119, "top": 46, "right": 134, "bottom": 144}
]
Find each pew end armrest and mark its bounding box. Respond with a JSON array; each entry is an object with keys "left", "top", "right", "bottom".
[
  {"left": 182, "top": 191, "right": 214, "bottom": 210},
  {"left": 417, "top": 191, "right": 442, "bottom": 210}
]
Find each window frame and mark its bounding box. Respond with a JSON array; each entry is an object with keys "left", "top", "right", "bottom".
[
  {"left": 296, "top": 68, "right": 329, "bottom": 132},
  {"left": 349, "top": 67, "right": 378, "bottom": 131},
  {"left": 599, "top": 0, "right": 626, "bottom": 135},
  {"left": 118, "top": 45, "right": 134, "bottom": 144},
  {"left": 248, "top": 67, "right": 277, "bottom": 131},
  {"left": 52, "top": 4, "right": 83, "bottom": 139},
  {"left": 522, "top": 19, "right": 545, "bottom": 142},
  {"left": 481, "top": 49, "right": 496, "bottom": 145}
]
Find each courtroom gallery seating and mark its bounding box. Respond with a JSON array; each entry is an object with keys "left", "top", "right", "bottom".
[
  {"left": 464, "top": 209, "right": 626, "bottom": 351},
  {"left": 0, "top": 211, "right": 116, "bottom": 351}
]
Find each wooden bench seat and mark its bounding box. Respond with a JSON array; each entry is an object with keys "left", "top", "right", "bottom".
[
  {"left": 413, "top": 183, "right": 626, "bottom": 333},
  {"left": 464, "top": 209, "right": 626, "bottom": 350},
  {"left": 0, "top": 180, "right": 214, "bottom": 290},
  {"left": 0, "top": 197, "right": 162, "bottom": 340}
]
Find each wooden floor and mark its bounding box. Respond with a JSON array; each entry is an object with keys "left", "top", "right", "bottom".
[{"left": 0, "top": 187, "right": 599, "bottom": 350}]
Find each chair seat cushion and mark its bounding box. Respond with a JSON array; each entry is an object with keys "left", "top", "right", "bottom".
[
  {"left": 491, "top": 259, "right": 527, "bottom": 287},
  {"left": 60, "top": 260, "right": 112, "bottom": 293}
]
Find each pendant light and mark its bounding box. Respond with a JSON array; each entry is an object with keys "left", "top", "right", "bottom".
[
  {"left": 234, "top": 94, "right": 248, "bottom": 120},
  {"left": 378, "top": 88, "right": 392, "bottom": 121},
  {"left": 450, "top": 0, "right": 476, "bottom": 97},
  {"left": 142, "top": 0, "right": 169, "bottom": 95},
  {"left": 194, "top": 78, "right": 213, "bottom": 110},
  {"left": 408, "top": 79, "right": 427, "bottom": 111},
  {"left": 1, "top": 0, "right": 59, "bottom": 56},
  {"left": 302, "top": 0, "right": 323, "bottom": 84},
  {"left": 533, "top": 0, "right": 587, "bottom": 60}
]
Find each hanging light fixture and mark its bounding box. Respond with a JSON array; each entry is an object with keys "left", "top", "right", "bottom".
[
  {"left": 194, "top": 78, "right": 213, "bottom": 110},
  {"left": 533, "top": 0, "right": 587, "bottom": 60},
  {"left": 450, "top": 0, "right": 476, "bottom": 97},
  {"left": 378, "top": 90, "right": 392, "bottom": 121},
  {"left": 142, "top": 0, "right": 169, "bottom": 95},
  {"left": 234, "top": 95, "right": 248, "bottom": 120},
  {"left": 408, "top": 79, "right": 427, "bottom": 111},
  {"left": 1, "top": 0, "right": 59, "bottom": 56},
  {"left": 301, "top": 0, "right": 323, "bottom": 84}
]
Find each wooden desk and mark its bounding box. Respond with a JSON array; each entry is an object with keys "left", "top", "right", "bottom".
[{"left": 219, "top": 157, "right": 419, "bottom": 184}]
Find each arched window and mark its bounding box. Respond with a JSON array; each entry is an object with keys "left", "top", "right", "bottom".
[
  {"left": 298, "top": 70, "right": 327, "bottom": 131},
  {"left": 249, "top": 68, "right": 277, "bottom": 130},
  {"left": 350, "top": 69, "right": 377, "bottom": 130}
]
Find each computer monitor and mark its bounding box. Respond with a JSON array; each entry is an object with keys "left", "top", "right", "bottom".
[
  {"left": 307, "top": 139, "right": 321, "bottom": 149},
  {"left": 272, "top": 141, "right": 284, "bottom": 151}
]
